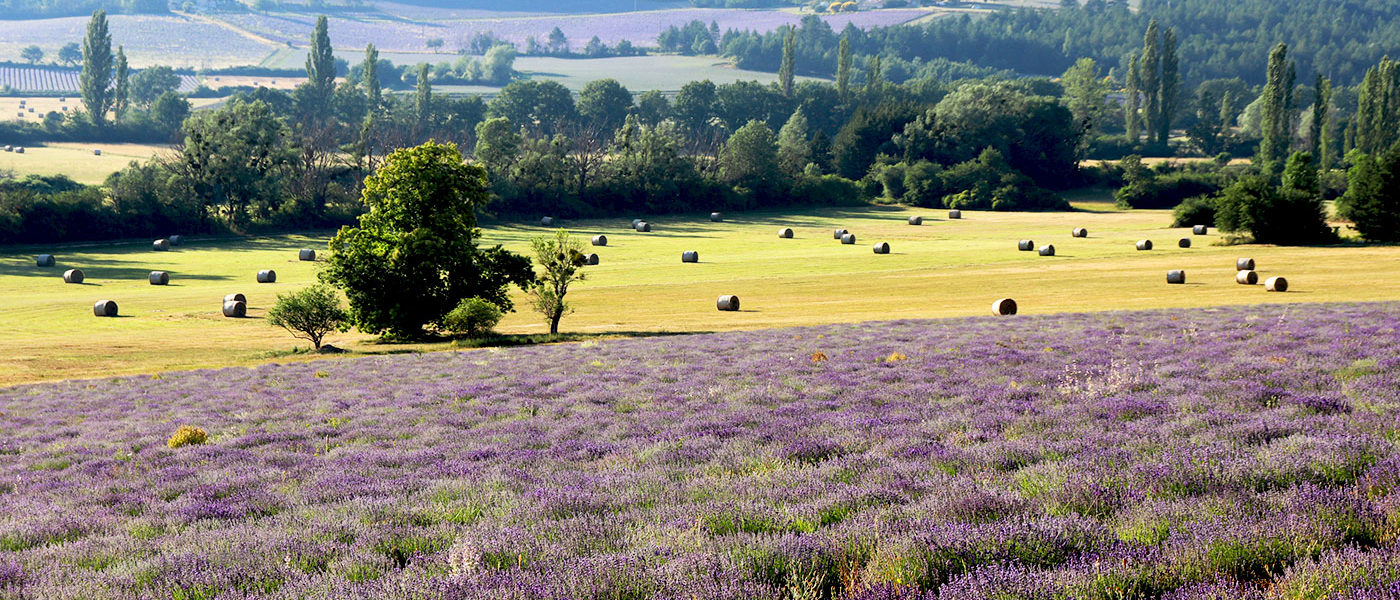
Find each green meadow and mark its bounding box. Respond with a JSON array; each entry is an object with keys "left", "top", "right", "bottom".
[{"left": 2, "top": 200, "right": 1397, "bottom": 385}]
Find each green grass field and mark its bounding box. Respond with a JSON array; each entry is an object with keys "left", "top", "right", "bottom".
[
  {"left": 3, "top": 201, "right": 1398, "bottom": 386},
  {"left": 0, "top": 142, "right": 174, "bottom": 185}
]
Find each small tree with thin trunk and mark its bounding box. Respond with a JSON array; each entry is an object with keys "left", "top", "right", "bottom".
[
  {"left": 266, "top": 284, "right": 348, "bottom": 350},
  {"left": 529, "top": 230, "right": 587, "bottom": 335}
]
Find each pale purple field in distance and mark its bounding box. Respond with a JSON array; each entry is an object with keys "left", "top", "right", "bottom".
[
  {"left": 217, "top": 8, "right": 929, "bottom": 52},
  {"left": 0, "top": 303, "right": 1397, "bottom": 598},
  {"left": 0, "top": 15, "right": 274, "bottom": 67}
]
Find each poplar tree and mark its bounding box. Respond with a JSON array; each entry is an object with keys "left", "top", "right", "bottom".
[
  {"left": 362, "top": 44, "right": 381, "bottom": 110},
  {"left": 80, "top": 10, "right": 113, "bottom": 127},
  {"left": 1257, "top": 43, "right": 1293, "bottom": 169},
  {"left": 305, "top": 16, "right": 336, "bottom": 115},
  {"left": 1310, "top": 74, "right": 1331, "bottom": 169},
  {"left": 1157, "top": 28, "right": 1179, "bottom": 145},
  {"left": 415, "top": 63, "right": 432, "bottom": 132},
  {"left": 836, "top": 35, "right": 852, "bottom": 100},
  {"left": 1125, "top": 52, "right": 1141, "bottom": 142},
  {"left": 865, "top": 55, "right": 883, "bottom": 99},
  {"left": 778, "top": 26, "right": 795, "bottom": 98},
  {"left": 1139, "top": 21, "right": 1162, "bottom": 145},
  {"left": 113, "top": 46, "right": 129, "bottom": 119}
]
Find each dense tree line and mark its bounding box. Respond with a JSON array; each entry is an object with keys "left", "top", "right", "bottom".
[{"left": 718, "top": 0, "right": 1400, "bottom": 87}]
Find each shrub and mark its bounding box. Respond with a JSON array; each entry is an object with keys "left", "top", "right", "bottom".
[
  {"left": 266, "top": 284, "right": 349, "bottom": 350},
  {"left": 1115, "top": 172, "right": 1224, "bottom": 209},
  {"left": 1216, "top": 175, "right": 1336, "bottom": 245},
  {"left": 1171, "top": 196, "right": 1219, "bottom": 227},
  {"left": 443, "top": 297, "right": 503, "bottom": 338},
  {"left": 167, "top": 426, "right": 208, "bottom": 449}
]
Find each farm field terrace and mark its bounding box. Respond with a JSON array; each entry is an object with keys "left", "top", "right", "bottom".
[
  {"left": 2, "top": 204, "right": 1400, "bottom": 385},
  {"left": 0, "top": 302, "right": 1397, "bottom": 597}
]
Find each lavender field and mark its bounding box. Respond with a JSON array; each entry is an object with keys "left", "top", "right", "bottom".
[
  {"left": 0, "top": 15, "right": 274, "bottom": 69},
  {"left": 1, "top": 303, "right": 1398, "bottom": 598},
  {"left": 217, "top": 8, "right": 929, "bottom": 53}
]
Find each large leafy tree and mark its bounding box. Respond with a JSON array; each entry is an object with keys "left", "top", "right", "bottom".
[
  {"left": 577, "top": 79, "right": 633, "bottom": 133},
  {"left": 80, "top": 10, "right": 114, "bottom": 127},
  {"left": 322, "top": 141, "right": 534, "bottom": 339},
  {"left": 487, "top": 80, "right": 577, "bottom": 136},
  {"left": 1338, "top": 147, "right": 1400, "bottom": 242},
  {"left": 174, "top": 100, "right": 291, "bottom": 227}
]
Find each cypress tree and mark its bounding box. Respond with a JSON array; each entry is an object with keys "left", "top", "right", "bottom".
[
  {"left": 1139, "top": 21, "right": 1161, "bottom": 146},
  {"left": 836, "top": 35, "right": 852, "bottom": 101},
  {"left": 1157, "top": 27, "right": 1179, "bottom": 146},
  {"left": 778, "top": 26, "right": 795, "bottom": 98},
  {"left": 79, "top": 10, "right": 113, "bottom": 127},
  {"left": 1125, "top": 52, "right": 1141, "bottom": 142}
]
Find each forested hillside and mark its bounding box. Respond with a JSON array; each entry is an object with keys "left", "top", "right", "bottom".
[
  {"left": 0, "top": 0, "right": 166, "bottom": 19},
  {"left": 724, "top": 0, "right": 1400, "bottom": 86}
]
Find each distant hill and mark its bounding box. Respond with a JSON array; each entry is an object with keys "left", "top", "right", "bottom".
[{"left": 0, "top": 0, "right": 168, "bottom": 20}]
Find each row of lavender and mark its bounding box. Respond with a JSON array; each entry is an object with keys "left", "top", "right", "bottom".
[
  {"left": 1, "top": 303, "right": 1397, "bottom": 598},
  {"left": 219, "top": 9, "right": 927, "bottom": 52}
]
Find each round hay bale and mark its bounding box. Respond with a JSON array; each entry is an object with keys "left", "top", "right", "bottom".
[
  {"left": 682, "top": 251, "right": 699, "bottom": 263},
  {"left": 873, "top": 241, "right": 890, "bottom": 254},
  {"left": 1235, "top": 270, "right": 1258, "bottom": 285},
  {"left": 1193, "top": 225, "right": 1208, "bottom": 235},
  {"left": 1236, "top": 258, "right": 1255, "bottom": 271},
  {"left": 778, "top": 227, "right": 794, "bottom": 239},
  {"left": 222, "top": 300, "right": 247, "bottom": 318},
  {"left": 841, "top": 233, "right": 857, "bottom": 245},
  {"left": 168, "top": 235, "right": 183, "bottom": 246},
  {"left": 298, "top": 248, "right": 316, "bottom": 261},
  {"left": 257, "top": 270, "right": 277, "bottom": 283},
  {"left": 93, "top": 148, "right": 102, "bottom": 156},
  {"left": 584, "top": 253, "right": 599, "bottom": 265},
  {"left": 152, "top": 238, "right": 170, "bottom": 251},
  {"left": 63, "top": 268, "right": 84, "bottom": 284},
  {"left": 1178, "top": 238, "right": 1191, "bottom": 248},
  {"left": 716, "top": 295, "right": 740, "bottom": 311},
  {"left": 1136, "top": 240, "right": 1153, "bottom": 251},
  {"left": 1167, "top": 270, "right": 1186, "bottom": 284},
  {"left": 3, "top": 145, "right": 11, "bottom": 152},
  {"left": 992, "top": 298, "right": 1017, "bottom": 316},
  {"left": 224, "top": 293, "right": 246, "bottom": 303},
  {"left": 1072, "top": 227, "right": 1088, "bottom": 238},
  {"left": 14, "top": 147, "right": 23, "bottom": 154},
  {"left": 93, "top": 300, "right": 118, "bottom": 317},
  {"left": 541, "top": 216, "right": 554, "bottom": 226},
  {"left": 632, "top": 218, "right": 643, "bottom": 228},
  {"left": 635, "top": 221, "right": 651, "bottom": 232},
  {"left": 148, "top": 271, "right": 170, "bottom": 286},
  {"left": 908, "top": 216, "right": 923, "bottom": 225},
  {"left": 1265, "top": 276, "right": 1288, "bottom": 292},
  {"left": 1017, "top": 239, "right": 1035, "bottom": 251},
  {"left": 948, "top": 209, "right": 962, "bottom": 219},
  {"left": 833, "top": 228, "right": 848, "bottom": 239},
  {"left": 36, "top": 254, "right": 55, "bottom": 267},
  {"left": 1038, "top": 244, "right": 1055, "bottom": 256},
  {"left": 710, "top": 212, "right": 723, "bottom": 222},
  {"left": 591, "top": 235, "right": 607, "bottom": 246}
]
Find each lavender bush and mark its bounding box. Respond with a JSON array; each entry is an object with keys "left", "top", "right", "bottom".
[{"left": 0, "top": 302, "right": 1398, "bottom": 598}]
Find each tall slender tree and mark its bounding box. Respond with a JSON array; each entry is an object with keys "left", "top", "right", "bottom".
[
  {"left": 305, "top": 15, "right": 336, "bottom": 115},
  {"left": 79, "top": 10, "right": 114, "bottom": 127},
  {"left": 1125, "top": 52, "right": 1141, "bottom": 142},
  {"left": 415, "top": 63, "right": 432, "bottom": 133},
  {"left": 362, "top": 44, "right": 381, "bottom": 110},
  {"left": 1354, "top": 58, "right": 1399, "bottom": 155},
  {"left": 1139, "top": 21, "right": 1162, "bottom": 146},
  {"left": 836, "top": 35, "right": 852, "bottom": 101},
  {"left": 778, "top": 26, "right": 796, "bottom": 98},
  {"left": 113, "top": 46, "right": 129, "bottom": 120},
  {"left": 1257, "top": 43, "right": 1293, "bottom": 169},
  {"left": 1310, "top": 74, "right": 1331, "bottom": 167},
  {"left": 865, "top": 55, "right": 883, "bottom": 99},
  {"left": 1157, "top": 27, "right": 1179, "bottom": 145}
]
